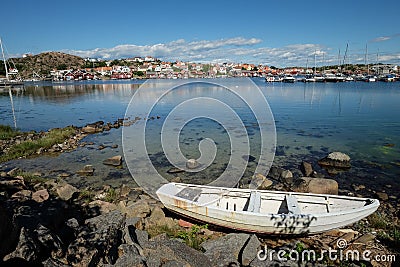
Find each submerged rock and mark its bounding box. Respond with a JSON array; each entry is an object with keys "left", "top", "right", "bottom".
[
  {"left": 375, "top": 192, "right": 389, "bottom": 201},
  {"left": 167, "top": 167, "right": 185, "bottom": 174},
  {"left": 186, "top": 158, "right": 199, "bottom": 169},
  {"left": 103, "top": 155, "right": 123, "bottom": 166},
  {"left": 318, "top": 151, "right": 351, "bottom": 168},
  {"left": 76, "top": 165, "right": 95, "bottom": 176}
]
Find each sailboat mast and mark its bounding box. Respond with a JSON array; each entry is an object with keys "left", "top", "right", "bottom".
[
  {"left": 0, "top": 38, "right": 9, "bottom": 80},
  {"left": 376, "top": 48, "right": 379, "bottom": 75},
  {"left": 343, "top": 43, "right": 348, "bottom": 73},
  {"left": 306, "top": 57, "right": 309, "bottom": 74},
  {"left": 314, "top": 50, "right": 316, "bottom": 74},
  {"left": 365, "top": 43, "right": 369, "bottom": 75}
]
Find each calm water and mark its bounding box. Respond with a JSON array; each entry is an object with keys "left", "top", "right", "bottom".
[{"left": 1, "top": 79, "right": 399, "bottom": 196}]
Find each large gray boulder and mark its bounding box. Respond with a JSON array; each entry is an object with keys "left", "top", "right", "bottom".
[
  {"left": 112, "top": 244, "right": 146, "bottom": 267},
  {"left": 201, "top": 233, "right": 251, "bottom": 266},
  {"left": 241, "top": 234, "right": 261, "bottom": 266},
  {"left": 66, "top": 210, "right": 125, "bottom": 266},
  {"left": 3, "top": 227, "right": 39, "bottom": 262},
  {"left": 143, "top": 237, "right": 211, "bottom": 267}
]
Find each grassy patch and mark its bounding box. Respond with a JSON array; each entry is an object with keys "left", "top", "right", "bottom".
[
  {"left": 104, "top": 187, "right": 119, "bottom": 203},
  {"left": 0, "top": 125, "right": 20, "bottom": 140},
  {"left": 146, "top": 224, "right": 181, "bottom": 239},
  {"left": 146, "top": 223, "right": 209, "bottom": 250},
  {"left": 15, "top": 171, "right": 48, "bottom": 186},
  {"left": 78, "top": 189, "right": 95, "bottom": 204},
  {"left": 0, "top": 126, "right": 76, "bottom": 162},
  {"left": 176, "top": 224, "right": 209, "bottom": 250},
  {"left": 368, "top": 212, "right": 388, "bottom": 229}
]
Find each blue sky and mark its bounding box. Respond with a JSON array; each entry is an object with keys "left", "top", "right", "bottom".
[{"left": 2, "top": 0, "right": 399, "bottom": 67}]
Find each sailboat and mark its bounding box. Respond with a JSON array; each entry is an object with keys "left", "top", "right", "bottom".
[
  {"left": 1, "top": 37, "right": 24, "bottom": 129},
  {"left": 0, "top": 38, "right": 24, "bottom": 91}
]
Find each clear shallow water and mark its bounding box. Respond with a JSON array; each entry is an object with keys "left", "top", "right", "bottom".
[{"left": 1, "top": 79, "right": 399, "bottom": 196}]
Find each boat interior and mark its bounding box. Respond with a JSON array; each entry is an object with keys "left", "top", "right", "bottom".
[{"left": 170, "top": 183, "right": 371, "bottom": 215}]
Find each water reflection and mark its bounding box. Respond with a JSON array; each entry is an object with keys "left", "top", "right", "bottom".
[{"left": 0, "top": 79, "right": 399, "bottom": 196}]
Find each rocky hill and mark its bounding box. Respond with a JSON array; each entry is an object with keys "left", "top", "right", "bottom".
[{"left": 11, "top": 52, "right": 85, "bottom": 79}]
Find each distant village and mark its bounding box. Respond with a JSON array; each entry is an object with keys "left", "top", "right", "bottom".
[{"left": 47, "top": 56, "right": 398, "bottom": 81}]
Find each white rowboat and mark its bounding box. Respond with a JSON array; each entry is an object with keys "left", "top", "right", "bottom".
[{"left": 156, "top": 183, "right": 379, "bottom": 235}]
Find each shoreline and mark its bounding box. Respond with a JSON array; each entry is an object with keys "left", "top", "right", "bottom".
[{"left": 0, "top": 120, "right": 399, "bottom": 266}]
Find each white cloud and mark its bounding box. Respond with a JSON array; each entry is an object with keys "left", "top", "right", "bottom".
[
  {"left": 62, "top": 37, "right": 398, "bottom": 67},
  {"left": 372, "top": 36, "right": 391, "bottom": 42}
]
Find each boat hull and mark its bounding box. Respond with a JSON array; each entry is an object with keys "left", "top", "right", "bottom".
[
  {"left": 157, "top": 183, "right": 379, "bottom": 235},
  {"left": 161, "top": 199, "right": 377, "bottom": 235}
]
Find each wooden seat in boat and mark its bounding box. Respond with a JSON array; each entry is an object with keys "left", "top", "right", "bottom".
[
  {"left": 247, "top": 191, "right": 261, "bottom": 213},
  {"left": 286, "top": 195, "right": 301, "bottom": 214}
]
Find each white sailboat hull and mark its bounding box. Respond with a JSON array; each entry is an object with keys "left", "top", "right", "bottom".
[{"left": 156, "top": 183, "right": 379, "bottom": 235}]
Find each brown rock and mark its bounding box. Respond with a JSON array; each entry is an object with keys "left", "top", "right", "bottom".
[
  {"left": 280, "top": 169, "right": 293, "bottom": 184},
  {"left": 76, "top": 165, "right": 95, "bottom": 176},
  {"left": 249, "top": 173, "right": 273, "bottom": 189},
  {"left": 7, "top": 167, "right": 20, "bottom": 177},
  {"left": 123, "top": 199, "right": 151, "bottom": 218},
  {"left": 56, "top": 183, "right": 78, "bottom": 201},
  {"left": 167, "top": 167, "right": 185, "bottom": 174},
  {"left": 89, "top": 200, "right": 117, "bottom": 213},
  {"left": 32, "top": 189, "right": 49, "bottom": 203},
  {"left": 330, "top": 232, "right": 356, "bottom": 249},
  {"left": 171, "top": 176, "right": 182, "bottom": 183},
  {"left": 11, "top": 190, "right": 32, "bottom": 200},
  {"left": 353, "top": 233, "right": 375, "bottom": 245},
  {"left": 82, "top": 125, "right": 96, "bottom": 133},
  {"left": 293, "top": 177, "right": 338, "bottom": 195},
  {"left": 300, "top": 161, "right": 313, "bottom": 176},
  {"left": 179, "top": 219, "right": 194, "bottom": 228},
  {"left": 58, "top": 172, "right": 71, "bottom": 178},
  {"left": 119, "top": 184, "right": 131, "bottom": 198},
  {"left": 103, "top": 155, "right": 122, "bottom": 166},
  {"left": 375, "top": 192, "right": 388, "bottom": 201}
]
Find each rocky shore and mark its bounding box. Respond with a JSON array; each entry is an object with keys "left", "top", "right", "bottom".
[
  {"left": 0, "top": 124, "right": 399, "bottom": 266},
  {"left": 0, "top": 163, "right": 398, "bottom": 266}
]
